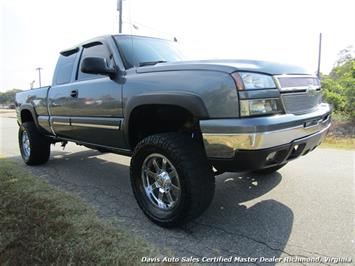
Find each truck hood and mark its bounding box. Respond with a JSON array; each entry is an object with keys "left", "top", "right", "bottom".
[{"left": 136, "top": 59, "right": 312, "bottom": 75}]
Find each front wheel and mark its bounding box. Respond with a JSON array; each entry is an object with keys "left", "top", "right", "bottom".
[
  {"left": 130, "top": 133, "right": 215, "bottom": 227},
  {"left": 19, "top": 122, "right": 50, "bottom": 165}
]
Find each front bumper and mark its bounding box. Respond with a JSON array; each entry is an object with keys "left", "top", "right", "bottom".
[{"left": 201, "top": 103, "right": 331, "bottom": 171}]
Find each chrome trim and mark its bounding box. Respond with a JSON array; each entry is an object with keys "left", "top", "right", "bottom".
[
  {"left": 53, "top": 121, "right": 69, "bottom": 126},
  {"left": 71, "top": 122, "right": 120, "bottom": 130},
  {"left": 202, "top": 116, "right": 331, "bottom": 158},
  {"left": 274, "top": 74, "right": 318, "bottom": 79},
  {"left": 274, "top": 74, "right": 320, "bottom": 92},
  {"left": 279, "top": 85, "right": 321, "bottom": 92}
]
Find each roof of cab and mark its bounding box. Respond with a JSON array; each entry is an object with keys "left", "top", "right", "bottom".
[{"left": 60, "top": 34, "right": 172, "bottom": 56}]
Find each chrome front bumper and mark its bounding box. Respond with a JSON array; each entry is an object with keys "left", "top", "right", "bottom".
[{"left": 201, "top": 103, "right": 331, "bottom": 158}]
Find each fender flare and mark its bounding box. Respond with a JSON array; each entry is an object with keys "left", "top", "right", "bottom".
[
  {"left": 18, "top": 104, "right": 39, "bottom": 127},
  {"left": 123, "top": 91, "right": 209, "bottom": 139}
]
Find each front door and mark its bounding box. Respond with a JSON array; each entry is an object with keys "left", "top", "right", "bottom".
[
  {"left": 66, "top": 42, "right": 124, "bottom": 148},
  {"left": 49, "top": 41, "right": 124, "bottom": 148}
]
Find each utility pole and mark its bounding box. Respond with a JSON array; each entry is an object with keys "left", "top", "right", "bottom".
[
  {"left": 117, "top": 0, "right": 123, "bottom": 33},
  {"left": 36, "top": 67, "right": 42, "bottom": 88},
  {"left": 317, "top": 33, "right": 322, "bottom": 78}
]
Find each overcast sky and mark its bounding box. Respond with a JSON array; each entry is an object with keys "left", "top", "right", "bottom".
[{"left": 1, "top": 0, "right": 354, "bottom": 92}]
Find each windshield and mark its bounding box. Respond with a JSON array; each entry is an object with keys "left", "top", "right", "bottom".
[{"left": 114, "top": 35, "right": 184, "bottom": 68}]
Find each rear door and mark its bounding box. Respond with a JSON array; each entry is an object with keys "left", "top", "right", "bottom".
[{"left": 48, "top": 49, "right": 79, "bottom": 138}]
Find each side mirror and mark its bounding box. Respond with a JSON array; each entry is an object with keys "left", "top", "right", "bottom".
[{"left": 80, "top": 57, "right": 116, "bottom": 77}]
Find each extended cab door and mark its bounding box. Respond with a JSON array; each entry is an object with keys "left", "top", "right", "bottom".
[
  {"left": 49, "top": 39, "right": 125, "bottom": 148},
  {"left": 48, "top": 49, "right": 79, "bottom": 138}
]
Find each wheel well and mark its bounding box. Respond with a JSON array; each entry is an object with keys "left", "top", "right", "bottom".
[
  {"left": 128, "top": 105, "right": 201, "bottom": 149},
  {"left": 21, "top": 109, "right": 34, "bottom": 123}
]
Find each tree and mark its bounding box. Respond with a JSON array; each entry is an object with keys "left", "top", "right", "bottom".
[
  {"left": 0, "top": 89, "right": 23, "bottom": 105},
  {"left": 334, "top": 45, "right": 354, "bottom": 68},
  {"left": 321, "top": 47, "right": 355, "bottom": 120}
]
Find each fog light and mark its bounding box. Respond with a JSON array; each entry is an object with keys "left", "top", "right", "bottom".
[
  {"left": 266, "top": 151, "right": 277, "bottom": 161},
  {"left": 240, "top": 98, "right": 283, "bottom": 117}
]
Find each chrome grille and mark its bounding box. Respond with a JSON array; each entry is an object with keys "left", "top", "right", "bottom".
[
  {"left": 276, "top": 75, "right": 322, "bottom": 114},
  {"left": 278, "top": 76, "right": 320, "bottom": 89},
  {"left": 282, "top": 92, "right": 322, "bottom": 114}
]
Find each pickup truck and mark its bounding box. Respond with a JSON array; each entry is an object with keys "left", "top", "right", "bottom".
[{"left": 16, "top": 35, "right": 331, "bottom": 227}]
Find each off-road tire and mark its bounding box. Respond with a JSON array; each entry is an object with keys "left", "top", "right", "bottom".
[
  {"left": 130, "top": 133, "right": 215, "bottom": 227},
  {"left": 18, "top": 122, "right": 50, "bottom": 165}
]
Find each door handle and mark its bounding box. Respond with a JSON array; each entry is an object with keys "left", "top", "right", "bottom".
[{"left": 70, "top": 90, "right": 78, "bottom": 98}]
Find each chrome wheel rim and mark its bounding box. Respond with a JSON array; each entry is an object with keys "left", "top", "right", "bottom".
[
  {"left": 22, "top": 130, "right": 31, "bottom": 159},
  {"left": 141, "top": 153, "right": 181, "bottom": 210}
]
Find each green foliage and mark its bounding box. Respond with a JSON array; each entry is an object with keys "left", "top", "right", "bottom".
[
  {"left": 321, "top": 46, "right": 355, "bottom": 121},
  {"left": 0, "top": 89, "right": 22, "bottom": 105}
]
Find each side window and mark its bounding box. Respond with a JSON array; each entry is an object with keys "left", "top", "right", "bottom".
[
  {"left": 77, "top": 43, "right": 113, "bottom": 81},
  {"left": 54, "top": 53, "right": 77, "bottom": 85}
]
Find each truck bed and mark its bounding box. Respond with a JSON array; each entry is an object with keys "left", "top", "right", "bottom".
[{"left": 15, "top": 86, "right": 51, "bottom": 117}]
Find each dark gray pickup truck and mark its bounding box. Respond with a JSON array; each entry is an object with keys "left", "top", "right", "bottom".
[{"left": 16, "top": 35, "right": 331, "bottom": 227}]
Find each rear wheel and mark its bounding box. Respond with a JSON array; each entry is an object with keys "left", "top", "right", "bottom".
[
  {"left": 253, "top": 163, "right": 287, "bottom": 175},
  {"left": 19, "top": 122, "right": 50, "bottom": 165},
  {"left": 130, "top": 133, "right": 215, "bottom": 227}
]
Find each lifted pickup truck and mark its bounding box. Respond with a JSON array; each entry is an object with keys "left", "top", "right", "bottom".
[{"left": 16, "top": 35, "right": 331, "bottom": 227}]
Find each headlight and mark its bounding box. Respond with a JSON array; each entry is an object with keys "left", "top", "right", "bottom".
[
  {"left": 240, "top": 98, "right": 283, "bottom": 117},
  {"left": 231, "top": 72, "right": 276, "bottom": 90}
]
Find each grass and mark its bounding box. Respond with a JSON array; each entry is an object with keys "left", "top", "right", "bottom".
[
  {"left": 320, "top": 116, "right": 354, "bottom": 149},
  {"left": 320, "top": 136, "right": 355, "bottom": 149},
  {"left": 0, "top": 158, "right": 165, "bottom": 266}
]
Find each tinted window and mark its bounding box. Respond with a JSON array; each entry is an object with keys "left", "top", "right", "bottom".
[
  {"left": 54, "top": 53, "right": 77, "bottom": 85},
  {"left": 78, "top": 43, "right": 113, "bottom": 81},
  {"left": 114, "top": 36, "right": 184, "bottom": 68}
]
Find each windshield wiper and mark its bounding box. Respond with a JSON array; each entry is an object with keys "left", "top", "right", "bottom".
[{"left": 139, "top": 60, "right": 167, "bottom": 67}]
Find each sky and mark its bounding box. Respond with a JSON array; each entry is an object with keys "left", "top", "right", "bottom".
[{"left": 0, "top": 0, "right": 354, "bottom": 92}]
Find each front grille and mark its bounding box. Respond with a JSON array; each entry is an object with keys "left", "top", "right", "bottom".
[
  {"left": 278, "top": 76, "right": 320, "bottom": 89},
  {"left": 282, "top": 92, "right": 322, "bottom": 114},
  {"left": 276, "top": 75, "right": 322, "bottom": 114}
]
